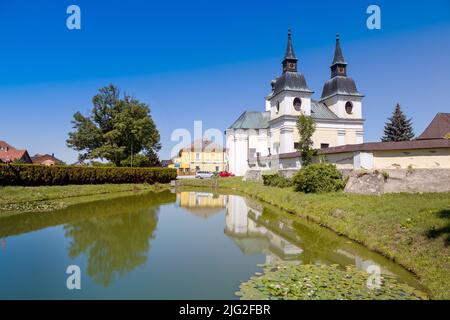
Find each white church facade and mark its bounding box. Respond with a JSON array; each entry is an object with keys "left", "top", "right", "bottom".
[{"left": 226, "top": 30, "right": 365, "bottom": 176}]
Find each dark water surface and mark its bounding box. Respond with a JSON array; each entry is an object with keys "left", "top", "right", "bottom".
[{"left": 0, "top": 190, "right": 422, "bottom": 299}]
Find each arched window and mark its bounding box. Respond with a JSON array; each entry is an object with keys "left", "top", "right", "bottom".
[
  {"left": 345, "top": 101, "right": 353, "bottom": 114},
  {"left": 293, "top": 98, "right": 302, "bottom": 111}
]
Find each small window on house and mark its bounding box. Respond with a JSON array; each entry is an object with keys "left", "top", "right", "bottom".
[
  {"left": 215, "top": 166, "right": 219, "bottom": 172},
  {"left": 345, "top": 101, "right": 353, "bottom": 114},
  {"left": 293, "top": 98, "right": 302, "bottom": 112},
  {"left": 276, "top": 101, "right": 280, "bottom": 114},
  {"left": 294, "top": 142, "right": 300, "bottom": 150},
  {"left": 195, "top": 153, "right": 200, "bottom": 160},
  {"left": 321, "top": 143, "right": 330, "bottom": 149}
]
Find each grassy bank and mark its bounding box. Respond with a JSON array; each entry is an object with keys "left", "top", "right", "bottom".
[
  {"left": 179, "top": 177, "right": 450, "bottom": 299},
  {"left": 0, "top": 183, "right": 170, "bottom": 216}
]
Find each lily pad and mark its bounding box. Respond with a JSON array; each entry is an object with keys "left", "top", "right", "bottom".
[{"left": 237, "top": 264, "right": 428, "bottom": 300}]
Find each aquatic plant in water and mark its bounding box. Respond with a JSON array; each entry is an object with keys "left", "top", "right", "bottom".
[{"left": 236, "top": 264, "right": 428, "bottom": 300}]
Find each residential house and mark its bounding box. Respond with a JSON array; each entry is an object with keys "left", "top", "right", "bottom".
[
  {"left": 31, "top": 153, "right": 64, "bottom": 166},
  {"left": 173, "top": 139, "right": 226, "bottom": 174},
  {"left": 0, "top": 141, "right": 32, "bottom": 164}
]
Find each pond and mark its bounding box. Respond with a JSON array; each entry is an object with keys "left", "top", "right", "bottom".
[{"left": 0, "top": 190, "right": 423, "bottom": 299}]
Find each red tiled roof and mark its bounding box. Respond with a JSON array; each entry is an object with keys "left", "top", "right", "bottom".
[
  {"left": 0, "top": 149, "right": 32, "bottom": 163},
  {"left": 417, "top": 113, "right": 450, "bottom": 140},
  {"left": 0, "top": 140, "right": 16, "bottom": 151}
]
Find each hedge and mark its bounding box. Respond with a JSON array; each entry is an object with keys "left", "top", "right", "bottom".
[{"left": 0, "top": 164, "right": 177, "bottom": 186}]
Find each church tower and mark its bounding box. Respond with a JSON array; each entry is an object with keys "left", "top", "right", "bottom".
[
  {"left": 266, "top": 28, "right": 313, "bottom": 154},
  {"left": 320, "top": 34, "right": 364, "bottom": 119}
]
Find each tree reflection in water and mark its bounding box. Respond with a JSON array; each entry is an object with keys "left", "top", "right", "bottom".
[
  {"left": 64, "top": 208, "right": 158, "bottom": 287},
  {"left": 61, "top": 191, "right": 175, "bottom": 287}
]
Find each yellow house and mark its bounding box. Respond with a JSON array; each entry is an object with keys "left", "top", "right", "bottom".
[{"left": 173, "top": 139, "right": 226, "bottom": 174}]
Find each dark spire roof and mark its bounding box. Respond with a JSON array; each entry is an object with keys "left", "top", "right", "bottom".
[
  {"left": 320, "top": 34, "right": 362, "bottom": 100},
  {"left": 269, "top": 28, "right": 312, "bottom": 97},
  {"left": 332, "top": 33, "right": 347, "bottom": 66},
  {"left": 283, "top": 28, "right": 297, "bottom": 61}
]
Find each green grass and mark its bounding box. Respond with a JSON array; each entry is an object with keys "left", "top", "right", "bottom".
[
  {"left": 179, "top": 177, "right": 450, "bottom": 299},
  {"left": 0, "top": 183, "right": 170, "bottom": 216}
]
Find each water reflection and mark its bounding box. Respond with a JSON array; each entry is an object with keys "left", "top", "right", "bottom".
[
  {"left": 0, "top": 191, "right": 176, "bottom": 287},
  {"left": 223, "top": 194, "right": 388, "bottom": 274},
  {"left": 225, "top": 195, "right": 303, "bottom": 264},
  {"left": 0, "top": 190, "right": 420, "bottom": 293},
  {"left": 64, "top": 208, "right": 158, "bottom": 286},
  {"left": 177, "top": 192, "right": 227, "bottom": 219}
]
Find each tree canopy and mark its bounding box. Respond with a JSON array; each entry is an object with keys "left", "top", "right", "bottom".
[
  {"left": 381, "top": 104, "right": 415, "bottom": 142},
  {"left": 67, "top": 85, "right": 161, "bottom": 166}
]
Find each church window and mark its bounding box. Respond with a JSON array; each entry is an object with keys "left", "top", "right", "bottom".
[
  {"left": 345, "top": 101, "right": 353, "bottom": 114},
  {"left": 293, "top": 98, "right": 302, "bottom": 111}
]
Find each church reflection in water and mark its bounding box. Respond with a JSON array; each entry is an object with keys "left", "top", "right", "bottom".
[
  {"left": 177, "top": 191, "right": 387, "bottom": 274},
  {"left": 224, "top": 195, "right": 303, "bottom": 264}
]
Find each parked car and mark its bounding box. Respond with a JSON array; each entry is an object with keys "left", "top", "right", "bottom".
[
  {"left": 195, "top": 171, "right": 215, "bottom": 179},
  {"left": 218, "top": 171, "right": 235, "bottom": 177}
]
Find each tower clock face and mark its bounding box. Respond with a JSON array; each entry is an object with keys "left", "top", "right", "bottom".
[{"left": 289, "top": 63, "right": 295, "bottom": 69}]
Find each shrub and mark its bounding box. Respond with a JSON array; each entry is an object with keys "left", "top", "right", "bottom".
[
  {"left": 0, "top": 164, "right": 177, "bottom": 186},
  {"left": 292, "top": 163, "right": 346, "bottom": 193},
  {"left": 262, "top": 173, "right": 293, "bottom": 188}
]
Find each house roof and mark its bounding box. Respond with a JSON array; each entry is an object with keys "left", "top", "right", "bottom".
[
  {"left": 31, "top": 154, "right": 63, "bottom": 164},
  {"left": 160, "top": 160, "right": 173, "bottom": 167},
  {"left": 417, "top": 113, "right": 450, "bottom": 140},
  {"left": 181, "top": 139, "right": 225, "bottom": 153},
  {"left": 229, "top": 111, "right": 270, "bottom": 129},
  {"left": 0, "top": 149, "right": 31, "bottom": 163},
  {"left": 0, "top": 141, "right": 16, "bottom": 150},
  {"left": 316, "top": 139, "right": 450, "bottom": 155}
]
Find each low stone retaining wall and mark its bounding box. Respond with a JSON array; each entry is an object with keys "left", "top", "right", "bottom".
[
  {"left": 245, "top": 168, "right": 450, "bottom": 194},
  {"left": 345, "top": 169, "right": 450, "bottom": 195}
]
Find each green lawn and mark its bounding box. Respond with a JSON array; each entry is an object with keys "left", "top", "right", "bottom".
[
  {"left": 179, "top": 177, "right": 450, "bottom": 299},
  {"left": 0, "top": 183, "right": 169, "bottom": 216}
]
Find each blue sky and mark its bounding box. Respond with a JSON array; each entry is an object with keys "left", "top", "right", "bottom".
[{"left": 0, "top": 0, "right": 449, "bottom": 162}]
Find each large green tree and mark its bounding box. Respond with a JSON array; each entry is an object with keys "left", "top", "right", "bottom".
[
  {"left": 296, "top": 114, "right": 316, "bottom": 166},
  {"left": 381, "top": 104, "right": 415, "bottom": 142},
  {"left": 67, "top": 85, "right": 161, "bottom": 166}
]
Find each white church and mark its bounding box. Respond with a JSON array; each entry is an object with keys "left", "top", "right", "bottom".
[{"left": 226, "top": 29, "right": 365, "bottom": 176}]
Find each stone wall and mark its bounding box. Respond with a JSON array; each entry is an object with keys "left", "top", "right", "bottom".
[
  {"left": 345, "top": 169, "right": 450, "bottom": 195},
  {"left": 245, "top": 168, "right": 450, "bottom": 194}
]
